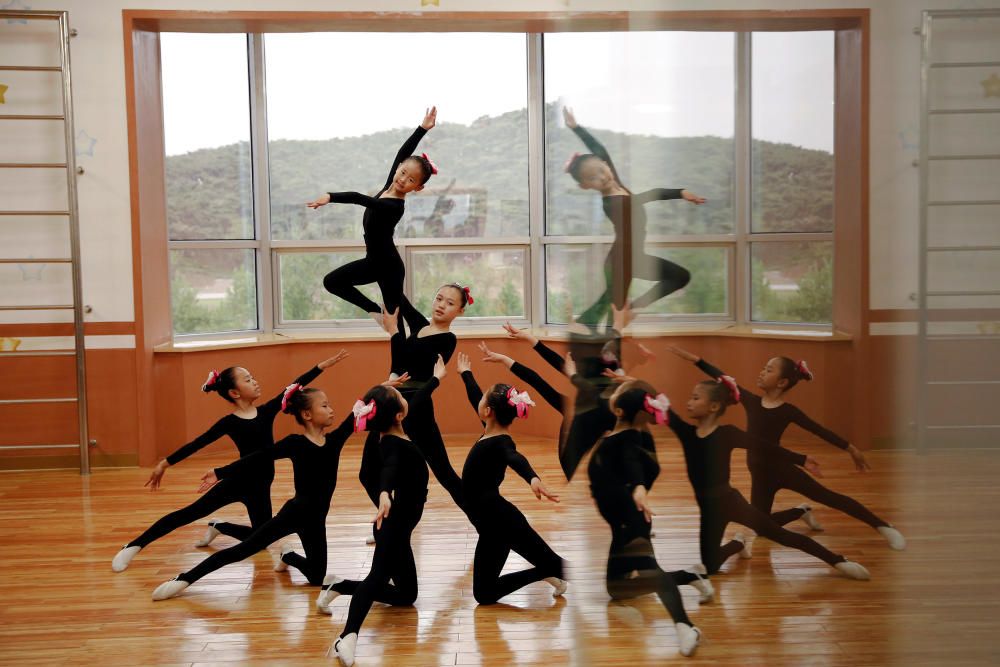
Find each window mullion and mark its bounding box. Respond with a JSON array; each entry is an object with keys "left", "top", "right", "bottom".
[
  {"left": 249, "top": 32, "right": 273, "bottom": 335},
  {"left": 734, "top": 31, "right": 752, "bottom": 326}
]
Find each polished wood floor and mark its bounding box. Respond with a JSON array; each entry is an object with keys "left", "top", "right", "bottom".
[{"left": 0, "top": 434, "right": 997, "bottom": 666}]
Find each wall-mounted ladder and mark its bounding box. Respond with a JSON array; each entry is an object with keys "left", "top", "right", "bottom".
[
  {"left": 917, "top": 9, "right": 1000, "bottom": 451},
  {"left": 0, "top": 9, "right": 89, "bottom": 473}
]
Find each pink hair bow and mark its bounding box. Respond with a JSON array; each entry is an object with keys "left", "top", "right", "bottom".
[
  {"left": 462, "top": 285, "right": 474, "bottom": 305},
  {"left": 644, "top": 393, "right": 670, "bottom": 425},
  {"left": 506, "top": 387, "right": 536, "bottom": 419},
  {"left": 352, "top": 398, "right": 377, "bottom": 432},
  {"left": 421, "top": 152, "right": 438, "bottom": 175},
  {"left": 563, "top": 152, "right": 581, "bottom": 173},
  {"left": 281, "top": 383, "right": 302, "bottom": 412},
  {"left": 796, "top": 360, "right": 814, "bottom": 381},
  {"left": 201, "top": 370, "right": 221, "bottom": 391},
  {"left": 718, "top": 375, "right": 741, "bottom": 403}
]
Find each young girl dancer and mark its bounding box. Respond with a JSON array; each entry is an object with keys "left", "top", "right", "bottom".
[
  {"left": 455, "top": 350, "right": 568, "bottom": 604},
  {"left": 322, "top": 357, "right": 446, "bottom": 667},
  {"left": 668, "top": 346, "right": 905, "bottom": 550},
  {"left": 151, "top": 382, "right": 358, "bottom": 600},
  {"left": 588, "top": 380, "right": 705, "bottom": 657},
  {"left": 641, "top": 374, "right": 872, "bottom": 581},
  {"left": 307, "top": 106, "right": 437, "bottom": 323},
  {"left": 111, "top": 352, "right": 348, "bottom": 572},
  {"left": 562, "top": 107, "right": 705, "bottom": 327},
  {"left": 359, "top": 285, "right": 469, "bottom": 512}
]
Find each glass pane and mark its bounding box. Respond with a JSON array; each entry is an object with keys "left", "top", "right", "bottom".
[
  {"left": 161, "top": 33, "right": 254, "bottom": 241},
  {"left": 278, "top": 252, "right": 379, "bottom": 322},
  {"left": 630, "top": 246, "right": 729, "bottom": 316},
  {"left": 546, "top": 244, "right": 728, "bottom": 324},
  {"left": 409, "top": 249, "right": 525, "bottom": 319},
  {"left": 170, "top": 249, "right": 257, "bottom": 334},
  {"left": 544, "top": 32, "right": 735, "bottom": 236},
  {"left": 265, "top": 33, "right": 528, "bottom": 241},
  {"left": 751, "top": 242, "right": 833, "bottom": 324},
  {"left": 751, "top": 32, "right": 834, "bottom": 233}
]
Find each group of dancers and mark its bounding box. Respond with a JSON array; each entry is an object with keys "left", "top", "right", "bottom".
[{"left": 111, "top": 107, "right": 905, "bottom": 663}]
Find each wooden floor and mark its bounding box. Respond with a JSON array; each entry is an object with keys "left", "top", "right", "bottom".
[{"left": 1, "top": 434, "right": 998, "bottom": 666}]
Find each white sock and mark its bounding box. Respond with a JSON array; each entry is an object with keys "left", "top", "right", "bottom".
[
  {"left": 365, "top": 534, "right": 376, "bottom": 545},
  {"left": 316, "top": 574, "right": 344, "bottom": 614},
  {"left": 734, "top": 532, "right": 754, "bottom": 559},
  {"left": 194, "top": 519, "right": 222, "bottom": 547},
  {"left": 273, "top": 544, "right": 293, "bottom": 572},
  {"left": 112, "top": 545, "right": 141, "bottom": 572},
  {"left": 675, "top": 622, "right": 701, "bottom": 657},
  {"left": 334, "top": 632, "right": 358, "bottom": 667},
  {"left": 683, "top": 564, "right": 714, "bottom": 604},
  {"left": 834, "top": 560, "right": 871, "bottom": 580},
  {"left": 152, "top": 578, "right": 190, "bottom": 601},
  {"left": 797, "top": 504, "right": 824, "bottom": 531},
  {"left": 544, "top": 576, "right": 568, "bottom": 597},
  {"left": 877, "top": 525, "right": 906, "bottom": 551}
]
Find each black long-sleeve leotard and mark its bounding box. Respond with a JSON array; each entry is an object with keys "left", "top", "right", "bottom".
[
  {"left": 327, "top": 126, "right": 428, "bottom": 255},
  {"left": 665, "top": 408, "right": 806, "bottom": 500},
  {"left": 214, "top": 413, "right": 355, "bottom": 516},
  {"left": 695, "top": 358, "right": 849, "bottom": 470},
  {"left": 165, "top": 365, "right": 324, "bottom": 468}
]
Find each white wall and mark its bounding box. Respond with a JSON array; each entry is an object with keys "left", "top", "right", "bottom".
[{"left": 2, "top": 0, "right": 997, "bottom": 327}]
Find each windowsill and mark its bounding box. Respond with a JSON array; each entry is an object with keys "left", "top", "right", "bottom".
[{"left": 154, "top": 323, "right": 851, "bottom": 352}]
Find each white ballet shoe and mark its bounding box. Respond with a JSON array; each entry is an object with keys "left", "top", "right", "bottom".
[
  {"left": 365, "top": 534, "right": 376, "bottom": 545},
  {"left": 877, "top": 526, "right": 906, "bottom": 551},
  {"left": 683, "top": 564, "right": 714, "bottom": 604},
  {"left": 152, "top": 578, "right": 189, "bottom": 601},
  {"left": 112, "top": 545, "right": 141, "bottom": 572},
  {"left": 334, "top": 632, "right": 358, "bottom": 666},
  {"left": 316, "top": 574, "right": 344, "bottom": 614},
  {"left": 194, "top": 519, "right": 222, "bottom": 547},
  {"left": 544, "top": 576, "right": 568, "bottom": 597},
  {"left": 675, "top": 622, "right": 701, "bottom": 657},
  {"left": 797, "top": 504, "right": 824, "bottom": 531},
  {"left": 734, "top": 532, "right": 754, "bottom": 559},
  {"left": 273, "top": 544, "right": 294, "bottom": 572},
  {"left": 835, "top": 560, "right": 871, "bottom": 580}
]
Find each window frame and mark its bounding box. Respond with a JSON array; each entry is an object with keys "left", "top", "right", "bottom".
[{"left": 157, "top": 21, "right": 846, "bottom": 340}]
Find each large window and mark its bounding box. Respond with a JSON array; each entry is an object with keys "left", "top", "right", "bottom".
[{"left": 162, "top": 30, "right": 837, "bottom": 336}]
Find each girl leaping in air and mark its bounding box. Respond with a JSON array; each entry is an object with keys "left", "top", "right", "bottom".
[{"left": 308, "top": 107, "right": 438, "bottom": 325}]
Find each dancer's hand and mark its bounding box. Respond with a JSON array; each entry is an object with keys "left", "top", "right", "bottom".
[
  {"left": 502, "top": 321, "right": 538, "bottom": 346},
  {"left": 478, "top": 341, "right": 514, "bottom": 368},
  {"left": 456, "top": 352, "right": 471, "bottom": 374},
  {"left": 803, "top": 456, "right": 824, "bottom": 478},
  {"left": 306, "top": 193, "right": 331, "bottom": 209},
  {"left": 432, "top": 354, "right": 447, "bottom": 381},
  {"left": 847, "top": 444, "right": 872, "bottom": 472},
  {"left": 531, "top": 477, "right": 560, "bottom": 503},
  {"left": 681, "top": 189, "right": 707, "bottom": 205},
  {"left": 145, "top": 459, "right": 168, "bottom": 490},
  {"left": 602, "top": 369, "right": 637, "bottom": 384},
  {"left": 564, "top": 352, "right": 577, "bottom": 378},
  {"left": 374, "top": 491, "right": 392, "bottom": 530},
  {"left": 666, "top": 345, "right": 699, "bottom": 363},
  {"left": 632, "top": 485, "right": 654, "bottom": 523},
  {"left": 198, "top": 470, "right": 220, "bottom": 494},
  {"left": 381, "top": 372, "right": 410, "bottom": 388},
  {"left": 421, "top": 106, "right": 437, "bottom": 130},
  {"left": 380, "top": 306, "right": 400, "bottom": 336},
  {"left": 562, "top": 106, "right": 578, "bottom": 129},
  {"left": 611, "top": 303, "right": 636, "bottom": 331},
  {"left": 318, "top": 349, "right": 349, "bottom": 370}
]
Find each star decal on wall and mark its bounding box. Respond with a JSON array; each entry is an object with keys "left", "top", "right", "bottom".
[
  {"left": 2, "top": 0, "right": 31, "bottom": 24},
  {"left": 75, "top": 129, "right": 96, "bottom": 157},
  {"left": 981, "top": 73, "right": 1000, "bottom": 99},
  {"left": 0, "top": 83, "right": 8, "bottom": 104}
]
